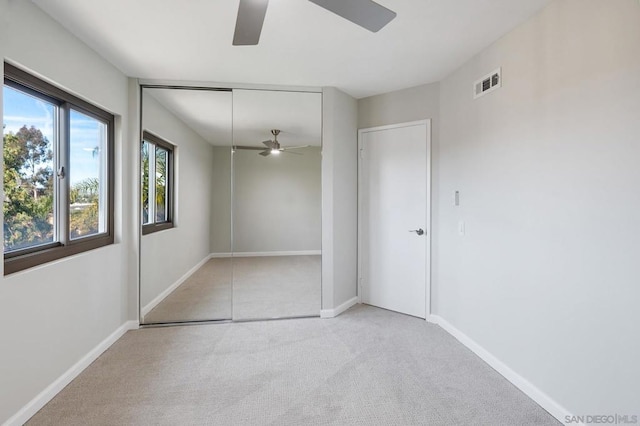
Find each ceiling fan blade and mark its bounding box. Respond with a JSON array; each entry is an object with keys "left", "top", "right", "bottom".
[
  {"left": 234, "top": 145, "right": 265, "bottom": 150},
  {"left": 282, "top": 150, "right": 303, "bottom": 155},
  {"left": 282, "top": 145, "right": 311, "bottom": 150},
  {"left": 308, "top": 0, "right": 396, "bottom": 32},
  {"left": 262, "top": 139, "right": 275, "bottom": 148},
  {"left": 233, "top": 0, "right": 269, "bottom": 46},
  {"left": 259, "top": 149, "right": 271, "bottom": 157}
]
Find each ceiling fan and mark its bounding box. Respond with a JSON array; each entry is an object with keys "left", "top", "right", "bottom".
[
  {"left": 234, "top": 129, "right": 310, "bottom": 157},
  {"left": 233, "top": 0, "right": 397, "bottom": 46}
]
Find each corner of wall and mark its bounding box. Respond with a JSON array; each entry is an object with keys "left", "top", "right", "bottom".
[
  {"left": 321, "top": 87, "right": 358, "bottom": 310},
  {"left": 126, "top": 77, "right": 141, "bottom": 322}
]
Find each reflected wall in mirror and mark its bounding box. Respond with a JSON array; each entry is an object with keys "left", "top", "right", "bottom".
[
  {"left": 232, "top": 90, "right": 322, "bottom": 320},
  {"left": 140, "top": 87, "right": 232, "bottom": 324}
]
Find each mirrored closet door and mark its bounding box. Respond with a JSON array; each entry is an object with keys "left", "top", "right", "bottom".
[
  {"left": 140, "top": 87, "right": 233, "bottom": 324},
  {"left": 231, "top": 89, "right": 322, "bottom": 320},
  {"left": 139, "top": 86, "right": 322, "bottom": 325}
]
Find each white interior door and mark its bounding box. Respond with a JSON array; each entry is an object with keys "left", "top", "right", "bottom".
[{"left": 358, "top": 120, "right": 430, "bottom": 319}]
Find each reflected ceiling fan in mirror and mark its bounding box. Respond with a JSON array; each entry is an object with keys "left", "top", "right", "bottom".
[
  {"left": 233, "top": 0, "right": 397, "bottom": 46},
  {"left": 234, "top": 129, "right": 310, "bottom": 157}
]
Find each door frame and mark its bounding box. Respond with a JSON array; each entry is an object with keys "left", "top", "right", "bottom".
[{"left": 357, "top": 119, "right": 432, "bottom": 319}]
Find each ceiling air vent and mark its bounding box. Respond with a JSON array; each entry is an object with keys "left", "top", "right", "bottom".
[{"left": 474, "top": 68, "right": 501, "bottom": 99}]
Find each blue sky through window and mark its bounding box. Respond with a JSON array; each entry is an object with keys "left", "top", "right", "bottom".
[
  {"left": 70, "top": 109, "right": 103, "bottom": 186},
  {"left": 3, "top": 85, "right": 102, "bottom": 185}
]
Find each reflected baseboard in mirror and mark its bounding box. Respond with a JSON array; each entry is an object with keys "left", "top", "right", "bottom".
[
  {"left": 231, "top": 90, "right": 322, "bottom": 322},
  {"left": 142, "top": 257, "right": 232, "bottom": 324},
  {"left": 140, "top": 86, "right": 233, "bottom": 325}
]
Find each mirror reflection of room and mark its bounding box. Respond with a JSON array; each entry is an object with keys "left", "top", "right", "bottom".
[
  {"left": 231, "top": 90, "right": 322, "bottom": 320},
  {"left": 140, "top": 87, "right": 233, "bottom": 324},
  {"left": 138, "top": 87, "right": 322, "bottom": 324}
]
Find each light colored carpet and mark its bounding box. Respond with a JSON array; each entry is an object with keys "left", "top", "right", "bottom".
[
  {"left": 144, "top": 256, "right": 321, "bottom": 324},
  {"left": 143, "top": 258, "right": 232, "bottom": 324},
  {"left": 232, "top": 255, "right": 321, "bottom": 320},
  {"left": 28, "top": 305, "right": 558, "bottom": 425}
]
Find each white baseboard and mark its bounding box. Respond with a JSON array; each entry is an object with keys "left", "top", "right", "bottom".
[
  {"left": 141, "top": 254, "right": 212, "bottom": 317},
  {"left": 209, "top": 252, "right": 232, "bottom": 258},
  {"left": 4, "top": 320, "right": 138, "bottom": 426},
  {"left": 426, "top": 314, "right": 439, "bottom": 324},
  {"left": 231, "top": 250, "right": 321, "bottom": 257},
  {"left": 321, "top": 296, "right": 359, "bottom": 318},
  {"left": 428, "top": 314, "right": 573, "bottom": 424},
  {"left": 208, "top": 251, "right": 321, "bottom": 259}
]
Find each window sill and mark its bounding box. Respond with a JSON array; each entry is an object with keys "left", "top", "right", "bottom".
[
  {"left": 142, "top": 222, "right": 174, "bottom": 236},
  {"left": 3, "top": 234, "right": 114, "bottom": 275}
]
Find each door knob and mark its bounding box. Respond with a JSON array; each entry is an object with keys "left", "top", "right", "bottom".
[{"left": 409, "top": 228, "right": 424, "bottom": 236}]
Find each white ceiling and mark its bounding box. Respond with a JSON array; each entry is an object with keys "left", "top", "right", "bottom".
[
  {"left": 145, "top": 88, "right": 232, "bottom": 145},
  {"left": 232, "top": 90, "right": 322, "bottom": 147},
  {"left": 144, "top": 88, "right": 321, "bottom": 147},
  {"left": 32, "top": 0, "right": 552, "bottom": 99}
]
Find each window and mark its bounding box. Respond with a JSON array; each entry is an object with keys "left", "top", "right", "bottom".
[
  {"left": 141, "top": 131, "right": 174, "bottom": 235},
  {"left": 3, "top": 63, "right": 114, "bottom": 274}
]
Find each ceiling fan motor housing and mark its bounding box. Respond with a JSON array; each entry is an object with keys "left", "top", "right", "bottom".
[{"left": 270, "top": 129, "right": 281, "bottom": 149}]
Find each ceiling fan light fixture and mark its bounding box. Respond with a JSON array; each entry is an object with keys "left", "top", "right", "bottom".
[{"left": 271, "top": 148, "right": 280, "bottom": 155}]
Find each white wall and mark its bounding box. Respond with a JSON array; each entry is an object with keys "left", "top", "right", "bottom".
[
  {"left": 210, "top": 146, "right": 232, "bottom": 254},
  {"left": 322, "top": 87, "right": 358, "bottom": 310},
  {"left": 0, "top": 1, "right": 134, "bottom": 423},
  {"left": 233, "top": 147, "right": 321, "bottom": 253},
  {"left": 358, "top": 82, "right": 440, "bottom": 129},
  {"left": 140, "top": 93, "right": 214, "bottom": 309},
  {"left": 436, "top": 0, "right": 640, "bottom": 416}
]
